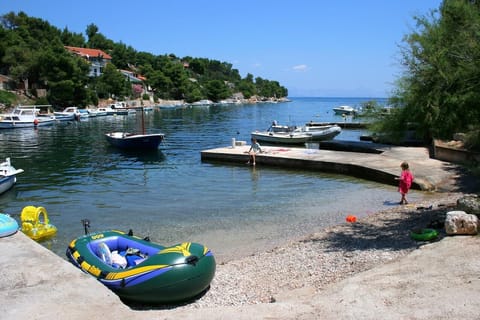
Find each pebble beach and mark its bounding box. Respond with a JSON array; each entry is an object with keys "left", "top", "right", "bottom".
[{"left": 130, "top": 192, "right": 466, "bottom": 311}]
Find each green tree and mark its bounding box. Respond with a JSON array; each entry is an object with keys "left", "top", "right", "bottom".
[
  {"left": 378, "top": 0, "right": 480, "bottom": 147},
  {"left": 86, "top": 23, "right": 114, "bottom": 51},
  {"left": 183, "top": 81, "right": 203, "bottom": 103},
  {"left": 60, "top": 27, "right": 85, "bottom": 47},
  {"left": 96, "top": 63, "right": 127, "bottom": 99},
  {"left": 205, "top": 79, "right": 231, "bottom": 102},
  {"left": 111, "top": 42, "right": 137, "bottom": 70}
]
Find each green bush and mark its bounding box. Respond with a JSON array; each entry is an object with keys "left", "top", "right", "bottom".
[
  {"left": 464, "top": 127, "right": 480, "bottom": 152},
  {"left": 34, "top": 97, "right": 49, "bottom": 105},
  {"left": 0, "top": 90, "right": 17, "bottom": 106}
]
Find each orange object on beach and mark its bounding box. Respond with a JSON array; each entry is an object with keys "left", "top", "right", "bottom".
[{"left": 346, "top": 215, "right": 357, "bottom": 223}]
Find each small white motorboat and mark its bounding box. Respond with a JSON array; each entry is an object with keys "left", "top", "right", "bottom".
[
  {"left": 0, "top": 105, "right": 56, "bottom": 129},
  {"left": 54, "top": 106, "right": 81, "bottom": 121},
  {"left": 332, "top": 105, "right": 357, "bottom": 116},
  {"left": 251, "top": 122, "right": 341, "bottom": 145},
  {"left": 0, "top": 158, "right": 24, "bottom": 195}
]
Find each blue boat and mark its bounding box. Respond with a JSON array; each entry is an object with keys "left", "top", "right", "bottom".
[
  {"left": 0, "top": 213, "right": 18, "bottom": 237},
  {"left": 105, "top": 132, "right": 164, "bottom": 150},
  {"left": 105, "top": 107, "right": 165, "bottom": 150}
]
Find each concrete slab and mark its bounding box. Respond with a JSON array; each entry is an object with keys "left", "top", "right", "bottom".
[
  {"left": 0, "top": 231, "right": 134, "bottom": 320},
  {"left": 201, "top": 145, "right": 465, "bottom": 192},
  {"left": 311, "top": 236, "right": 480, "bottom": 320}
]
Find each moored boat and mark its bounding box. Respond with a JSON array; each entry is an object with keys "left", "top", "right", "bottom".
[
  {"left": 108, "top": 102, "right": 130, "bottom": 115},
  {"left": 332, "top": 105, "right": 357, "bottom": 116},
  {"left": 251, "top": 122, "right": 341, "bottom": 145},
  {"left": 54, "top": 106, "right": 80, "bottom": 121},
  {"left": 66, "top": 230, "right": 216, "bottom": 304},
  {"left": 0, "top": 105, "right": 56, "bottom": 129},
  {"left": 105, "top": 107, "right": 165, "bottom": 150},
  {"left": 0, "top": 157, "right": 24, "bottom": 195},
  {"left": 105, "top": 132, "right": 165, "bottom": 150},
  {"left": 189, "top": 99, "right": 213, "bottom": 107}
]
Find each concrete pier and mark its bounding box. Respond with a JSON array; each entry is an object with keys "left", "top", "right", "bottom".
[
  {"left": 0, "top": 231, "right": 133, "bottom": 320},
  {"left": 201, "top": 142, "right": 466, "bottom": 192}
]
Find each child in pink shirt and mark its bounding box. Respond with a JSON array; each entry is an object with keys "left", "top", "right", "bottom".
[{"left": 396, "top": 161, "right": 414, "bottom": 204}]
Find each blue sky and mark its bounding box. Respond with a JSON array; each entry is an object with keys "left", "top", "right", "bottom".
[{"left": 2, "top": 0, "right": 442, "bottom": 97}]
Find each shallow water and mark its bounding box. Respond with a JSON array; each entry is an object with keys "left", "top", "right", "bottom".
[{"left": 0, "top": 98, "right": 433, "bottom": 262}]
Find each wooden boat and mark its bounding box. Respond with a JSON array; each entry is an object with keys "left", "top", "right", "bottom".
[
  {"left": 20, "top": 206, "right": 57, "bottom": 241},
  {"left": 0, "top": 157, "right": 24, "bottom": 195},
  {"left": 105, "top": 107, "right": 165, "bottom": 150},
  {"left": 251, "top": 122, "right": 341, "bottom": 145},
  {"left": 66, "top": 230, "right": 216, "bottom": 304},
  {"left": 0, "top": 213, "right": 18, "bottom": 238},
  {"left": 105, "top": 132, "right": 165, "bottom": 150}
]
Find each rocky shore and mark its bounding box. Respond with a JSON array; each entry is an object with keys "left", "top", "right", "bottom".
[{"left": 130, "top": 192, "right": 467, "bottom": 311}]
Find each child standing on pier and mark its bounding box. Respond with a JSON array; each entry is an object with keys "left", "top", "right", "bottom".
[{"left": 396, "top": 161, "right": 414, "bottom": 204}]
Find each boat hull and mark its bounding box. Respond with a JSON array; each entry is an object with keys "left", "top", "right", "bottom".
[
  {"left": 333, "top": 106, "right": 356, "bottom": 115},
  {"left": 0, "top": 118, "right": 55, "bottom": 128},
  {"left": 251, "top": 125, "right": 341, "bottom": 145},
  {"left": 0, "top": 176, "right": 15, "bottom": 194},
  {"left": 0, "top": 158, "right": 24, "bottom": 194},
  {"left": 105, "top": 132, "right": 164, "bottom": 150},
  {"left": 0, "top": 105, "right": 56, "bottom": 128},
  {"left": 66, "top": 230, "right": 216, "bottom": 304},
  {"left": 53, "top": 113, "right": 76, "bottom": 121},
  {"left": 251, "top": 131, "right": 312, "bottom": 144}
]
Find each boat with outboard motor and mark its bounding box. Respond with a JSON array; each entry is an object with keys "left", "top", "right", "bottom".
[
  {"left": 332, "top": 105, "right": 357, "bottom": 116},
  {"left": 251, "top": 121, "right": 341, "bottom": 145},
  {"left": 66, "top": 228, "right": 216, "bottom": 304}
]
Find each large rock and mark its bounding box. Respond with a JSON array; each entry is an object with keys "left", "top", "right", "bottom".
[
  {"left": 457, "top": 195, "right": 480, "bottom": 215},
  {"left": 445, "top": 211, "right": 479, "bottom": 235}
]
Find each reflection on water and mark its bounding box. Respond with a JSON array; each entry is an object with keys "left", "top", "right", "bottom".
[{"left": 0, "top": 98, "right": 430, "bottom": 262}]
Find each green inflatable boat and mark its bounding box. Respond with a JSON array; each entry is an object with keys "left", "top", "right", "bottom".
[{"left": 66, "top": 230, "right": 216, "bottom": 304}]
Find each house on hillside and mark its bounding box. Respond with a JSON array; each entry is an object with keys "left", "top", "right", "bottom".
[
  {"left": 0, "top": 75, "right": 14, "bottom": 90},
  {"left": 120, "top": 69, "right": 143, "bottom": 83},
  {"left": 64, "top": 46, "right": 112, "bottom": 77}
]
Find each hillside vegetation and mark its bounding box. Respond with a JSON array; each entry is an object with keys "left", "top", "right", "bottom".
[{"left": 0, "top": 12, "right": 287, "bottom": 108}]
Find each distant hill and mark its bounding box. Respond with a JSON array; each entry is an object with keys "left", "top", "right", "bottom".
[{"left": 0, "top": 11, "right": 288, "bottom": 108}]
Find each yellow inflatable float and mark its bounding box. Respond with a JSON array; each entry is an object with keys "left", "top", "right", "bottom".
[{"left": 20, "top": 206, "right": 57, "bottom": 241}]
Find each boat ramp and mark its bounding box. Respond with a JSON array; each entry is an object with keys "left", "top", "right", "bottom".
[{"left": 201, "top": 140, "right": 467, "bottom": 192}]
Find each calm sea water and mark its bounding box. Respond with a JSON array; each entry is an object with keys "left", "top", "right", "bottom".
[{"left": 0, "top": 97, "right": 433, "bottom": 261}]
